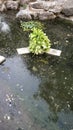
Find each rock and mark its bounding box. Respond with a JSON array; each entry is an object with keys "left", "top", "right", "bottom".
[
  {"left": 29, "top": 6, "right": 44, "bottom": 19},
  {"left": 43, "top": 1, "right": 57, "bottom": 11},
  {"left": 16, "top": 9, "right": 32, "bottom": 20},
  {"left": 58, "top": 14, "right": 73, "bottom": 22},
  {"left": 29, "top": 2, "right": 44, "bottom": 9},
  {"left": 20, "top": 0, "right": 36, "bottom": 5},
  {"left": 29, "top": 1, "right": 57, "bottom": 11},
  {"left": 1, "top": 22, "right": 10, "bottom": 33},
  {"left": 39, "top": 11, "right": 56, "bottom": 20},
  {"left": 61, "top": 8, "right": 73, "bottom": 16},
  {"left": 49, "top": 5, "right": 63, "bottom": 14},
  {"left": 16, "top": 0, "right": 73, "bottom": 21},
  {"left": 6, "top": 0, "right": 19, "bottom": 10},
  {"left": 0, "top": 2, "right": 6, "bottom": 12}
]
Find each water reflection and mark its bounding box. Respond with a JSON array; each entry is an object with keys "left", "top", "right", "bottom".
[{"left": 21, "top": 52, "right": 73, "bottom": 129}]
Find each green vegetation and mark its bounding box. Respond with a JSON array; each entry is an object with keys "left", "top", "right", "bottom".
[
  {"left": 21, "top": 21, "right": 43, "bottom": 31},
  {"left": 21, "top": 20, "right": 51, "bottom": 55},
  {"left": 29, "top": 28, "right": 51, "bottom": 55}
]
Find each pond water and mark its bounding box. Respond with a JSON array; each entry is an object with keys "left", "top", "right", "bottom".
[{"left": 0, "top": 11, "right": 73, "bottom": 130}]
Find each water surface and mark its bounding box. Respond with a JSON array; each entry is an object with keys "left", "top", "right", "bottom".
[{"left": 0, "top": 11, "right": 73, "bottom": 130}]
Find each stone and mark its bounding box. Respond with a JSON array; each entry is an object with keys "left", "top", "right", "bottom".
[
  {"left": 16, "top": 9, "right": 32, "bottom": 20},
  {"left": 29, "top": 2, "right": 44, "bottom": 9},
  {"left": 0, "top": 4, "right": 6, "bottom": 12},
  {"left": 6, "top": 0, "right": 19, "bottom": 10},
  {"left": 43, "top": 1, "right": 57, "bottom": 11},
  {"left": 61, "top": 8, "right": 73, "bottom": 16},
  {"left": 38, "top": 11, "right": 56, "bottom": 20},
  {"left": 20, "top": 0, "right": 36, "bottom": 5},
  {"left": 3, "top": 0, "right": 71, "bottom": 21},
  {"left": 58, "top": 14, "right": 73, "bottom": 22},
  {"left": 49, "top": 5, "right": 63, "bottom": 14}
]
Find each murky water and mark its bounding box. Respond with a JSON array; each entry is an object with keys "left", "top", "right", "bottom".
[{"left": 0, "top": 11, "right": 73, "bottom": 130}]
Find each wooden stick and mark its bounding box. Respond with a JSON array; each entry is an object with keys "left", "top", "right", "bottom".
[
  {"left": 17, "top": 47, "right": 61, "bottom": 56},
  {"left": 0, "top": 56, "right": 6, "bottom": 64}
]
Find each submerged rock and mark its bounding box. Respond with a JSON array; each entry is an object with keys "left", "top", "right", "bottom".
[{"left": 1, "top": 22, "right": 10, "bottom": 33}]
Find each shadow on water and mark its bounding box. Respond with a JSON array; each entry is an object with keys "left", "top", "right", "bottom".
[{"left": 0, "top": 11, "right": 73, "bottom": 130}]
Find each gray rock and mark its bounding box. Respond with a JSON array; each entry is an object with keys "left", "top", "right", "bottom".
[
  {"left": 49, "top": 5, "right": 63, "bottom": 14},
  {"left": 29, "top": 2, "right": 44, "bottom": 9},
  {"left": 20, "top": 0, "right": 36, "bottom": 5},
  {"left": 39, "top": 11, "right": 56, "bottom": 20},
  {"left": 6, "top": 0, "right": 19, "bottom": 10},
  {"left": 16, "top": 9, "right": 32, "bottom": 20},
  {"left": 16, "top": 0, "right": 73, "bottom": 21},
  {"left": 61, "top": 8, "right": 73, "bottom": 16},
  {"left": 0, "top": 3, "right": 6, "bottom": 12}
]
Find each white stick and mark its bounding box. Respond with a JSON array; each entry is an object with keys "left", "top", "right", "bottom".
[
  {"left": 46, "top": 48, "right": 61, "bottom": 56},
  {"left": 0, "top": 56, "right": 6, "bottom": 64},
  {"left": 17, "top": 47, "right": 61, "bottom": 56}
]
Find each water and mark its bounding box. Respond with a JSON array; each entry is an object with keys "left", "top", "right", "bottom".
[{"left": 0, "top": 11, "right": 73, "bottom": 130}]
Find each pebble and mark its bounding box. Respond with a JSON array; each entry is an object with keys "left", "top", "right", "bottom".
[
  {"left": 4, "top": 114, "right": 11, "bottom": 120},
  {"left": 67, "top": 104, "right": 70, "bottom": 108},
  {"left": 66, "top": 40, "right": 69, "bottom": 43},
  {"left": 67, "top": 34, "right": 70, "bottom": 37},
  {"left": 18, "top": 111, "right": 21, "bottom": 115},
  {"left": 65, "top": 77, "right": 67, "bottom": 80},
  {"left": 20, "top": 88, "right": 23, "bottom": 92},
  {"left": 16, "top": 84, "right": 20, "bottom": 87}
]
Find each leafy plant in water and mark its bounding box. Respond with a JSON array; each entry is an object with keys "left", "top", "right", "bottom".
[
  {"left": 21, "top": 21, "right": 43, "bottom": 31},
  {"left": 29, "top": 28, "right": 51, "bottom": 55}
]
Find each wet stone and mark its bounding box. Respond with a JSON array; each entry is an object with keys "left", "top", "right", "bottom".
[{"left": 4, "top": 114, "right": 11, "bottom": 120}]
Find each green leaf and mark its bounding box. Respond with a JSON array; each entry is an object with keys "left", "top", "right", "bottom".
[{"left": 29, "top": 28, "right": 51, "bottom": 55}]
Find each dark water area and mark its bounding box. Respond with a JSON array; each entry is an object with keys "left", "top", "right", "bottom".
[{"left": 0, "top": 11, "right": 73, "bottom": 130}]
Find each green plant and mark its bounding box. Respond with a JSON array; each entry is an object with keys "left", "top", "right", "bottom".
[
  {"left": 29, "top": 28, "right": 51, "bottom": 55},
  {"left": 21, "top": 21, "right": 43, "bottom": 31}
]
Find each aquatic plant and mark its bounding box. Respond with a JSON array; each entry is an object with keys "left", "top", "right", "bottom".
[
  {"left": 21, "top": 21, "right": 43, "bottom": 31},
  {"left": 29, "top": 28, "right": 51, "bottom": 55}
]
